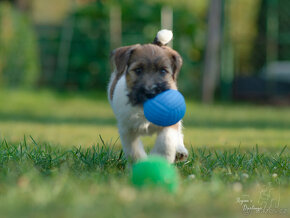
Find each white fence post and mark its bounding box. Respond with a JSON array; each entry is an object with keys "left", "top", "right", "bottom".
[
  {"left": 161, "top": 6, "right": 173, "bottom": 47},
  {"left": 110, "top": 5, "right": 122, "bottom": 50}
]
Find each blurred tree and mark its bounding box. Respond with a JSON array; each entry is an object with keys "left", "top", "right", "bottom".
[
  {"left": 55, "top": 0, "right": 206, "bottom": 94},
  {"left": 64, "top": 1, "right": 111, "bottom": 90},
  {"left": 31, "top": 0, "right": 207, "bottom": 96},
  {"left": 12, "top": 0, "right": 31, "bottom": 13},
  {"left": 202, "top": 0, "right": 222, "bottom": 103},
  {"left": 228, "top": 0, "right": 261, "bottom": 75},
  {"left": 220, "top": 0, "right": 261, "bottom": 101},
  {"left": 0, "top": 2, "right": 39, "bottom": 87}
]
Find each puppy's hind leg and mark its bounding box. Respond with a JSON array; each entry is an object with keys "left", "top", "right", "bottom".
[{"left": 119, "top": 128, "right": 147, "bottom": 163}]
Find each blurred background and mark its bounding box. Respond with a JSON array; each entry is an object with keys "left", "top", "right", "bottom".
[{"left": 0, "top": 0, "right": 289, "bottom": 102}]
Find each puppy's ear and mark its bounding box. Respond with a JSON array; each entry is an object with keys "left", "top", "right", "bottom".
[
  {"left": 111, "top": 44, "right": 140, "bottom": 75},
  {"left": 164, "top": 47, "right": 183, "bottom": 80}
]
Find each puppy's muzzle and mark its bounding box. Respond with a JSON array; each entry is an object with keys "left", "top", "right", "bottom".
[{"left": 128, "top": 83, "right": 169, "bottom": 105}]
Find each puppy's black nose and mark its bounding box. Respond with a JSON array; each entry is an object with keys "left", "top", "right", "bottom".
[
  {"left": 144, "top": 86, "right": 163, "bottom": 99},
  {"left": 128, "top": 83, "right": 170, "bottom": 106}
]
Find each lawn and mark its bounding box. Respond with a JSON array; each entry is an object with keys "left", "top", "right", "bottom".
[
  {"left": 1, "top": 89, "right": 290, "bottom": 148},
  {"left": 0, "top": 89, "right": 289, "bottom": 217}
]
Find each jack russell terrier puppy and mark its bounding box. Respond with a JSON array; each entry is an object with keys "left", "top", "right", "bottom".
[{"left": 108, "top": 30, "right": 188, "bottom": 163}]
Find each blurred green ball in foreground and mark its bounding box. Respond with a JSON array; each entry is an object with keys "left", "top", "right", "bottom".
[{"left": 131, "top": 156, "right": 179, "bottom": 193}]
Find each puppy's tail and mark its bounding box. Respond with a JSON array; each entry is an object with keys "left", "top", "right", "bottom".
[{"left": 153, "top": 29, "right": 173, "bottom": 46}]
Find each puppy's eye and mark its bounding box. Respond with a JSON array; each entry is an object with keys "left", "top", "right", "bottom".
[
  {"left": 134, "top": 68, "right": 143, "bottom": 74},
  {"left": 160, "top": 68, "right": 168, "bottom": 74}
]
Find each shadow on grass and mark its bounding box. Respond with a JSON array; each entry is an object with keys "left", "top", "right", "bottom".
[
  {"left": 183, "top": 119, "right": 290, "bottom": 129},
  {"left": 0, "top": 112, "right": 116, "bottom": 126},
  {"left": 1, "top": 112, "right": 290, "bottom": 130}
]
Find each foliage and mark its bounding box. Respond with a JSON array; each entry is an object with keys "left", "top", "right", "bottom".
[
  {"left": 252, "top": 0, "right": 290, "bottom": 72},
  {"left": 0, "top": 2, "right": 39, "bottom": 87},
  {"left": 64, "top": 2, "right": 111, "bottom": 90},
  {"left": 58, "top": 0, "right": 207, "bottom": 95},
  {"left": 226, "top": 0, "right": 261, "bottom": 75},
  {"left": 225, "top": 0, "right": 290, "bottom": 76}
]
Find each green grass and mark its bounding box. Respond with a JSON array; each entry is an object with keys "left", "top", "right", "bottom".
[
  {"left": 1, "top": 89, "right": 290, "bottom": 148},
  {"left": 0, "top": 89, "right": 289, "bottom": 217},
  {"left": 0, "top": 138, "right": 289, "bottom": 217}
]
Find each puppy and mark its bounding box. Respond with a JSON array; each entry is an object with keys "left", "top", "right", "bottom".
[{"left": 108, "top": 30, "right": 188, "bottom": 163}]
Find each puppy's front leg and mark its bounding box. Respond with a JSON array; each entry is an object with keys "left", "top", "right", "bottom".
[
  {"left": 151, "top": 122, "right": 188, "bottom": 163},
  {"left": 119, "top": 128, "right": 147, "bottom": 162}
]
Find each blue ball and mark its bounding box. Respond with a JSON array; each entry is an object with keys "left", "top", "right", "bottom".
[{"left": 143, "top": 89, "right": 186, "bottom": 126}]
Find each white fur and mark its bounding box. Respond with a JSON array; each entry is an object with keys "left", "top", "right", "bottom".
[
  {"left": 151, "top": 128, "right": 178, "bottom": 163},
  {"left": 109, "top": 74, "right": 150, "bottom": 134},
  {"left": 157, "top": 29, "right": 173, "bottom": 45},
  {"left": 108, "top": 72, "right": 188, "bottom": 163}
]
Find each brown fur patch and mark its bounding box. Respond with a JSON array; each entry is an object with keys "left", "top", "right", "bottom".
[
  {"left": 109, "top": 70, "right": 125, "bottom": 100},
  {"left": 125, "top": 44, "right": 181, "bottom": 91},
  {"left": 109, "top": 44, "right": 140, "bottom": 100},
  {"left": 162, "top": 46, "right": 183, "bottom": 81},
  {"left": 168, "top": 122, "right": 180, "bottom": 130},
  {"left": 109, "top": 43, "right": 182, "bottom": 103}
]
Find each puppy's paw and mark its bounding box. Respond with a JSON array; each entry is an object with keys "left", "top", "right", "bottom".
[{"left": 175, "top": 145, "right": 188, "bottom": 162}]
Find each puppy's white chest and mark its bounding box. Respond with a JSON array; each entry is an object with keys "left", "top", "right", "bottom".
[{"left": 110, "top": 74, "right": 151, "bottom": 133}]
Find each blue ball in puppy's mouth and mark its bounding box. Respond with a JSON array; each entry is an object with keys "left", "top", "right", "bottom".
[{"left": 143, "top": 89, "right": 186, "bottom": 127}]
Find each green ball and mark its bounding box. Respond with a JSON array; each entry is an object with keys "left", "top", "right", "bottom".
[{"left": 131, "top": 156, "right": 179, "bottom": 193}]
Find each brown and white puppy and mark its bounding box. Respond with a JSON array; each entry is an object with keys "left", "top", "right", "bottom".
[{"left": 108, "top": 30, "right": 188, "bottom": 163}]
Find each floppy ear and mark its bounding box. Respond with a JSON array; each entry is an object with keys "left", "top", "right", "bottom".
[
  {"left": 164, "top": 47, "right": 183, "bottom": 80},
  {"left": 110, "top": 44, "right": 140, "bottom": 76}
]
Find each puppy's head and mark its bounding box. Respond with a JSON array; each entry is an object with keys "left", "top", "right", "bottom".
[{"left": 111, "top": 30, "right": 182, "bottom": 106}]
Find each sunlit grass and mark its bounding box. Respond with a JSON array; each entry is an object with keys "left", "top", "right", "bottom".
[{"left": 0, "top": 89, "right": 290, "bottom": 148}]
